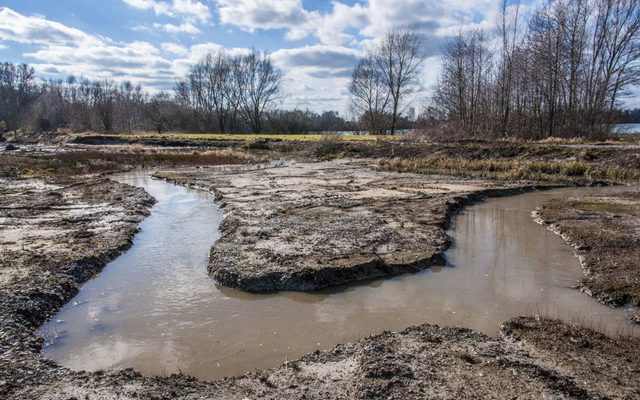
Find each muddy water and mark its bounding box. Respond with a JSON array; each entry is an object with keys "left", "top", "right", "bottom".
[{"left": 39, "top": 173, "right": 640, "bottom": 381}]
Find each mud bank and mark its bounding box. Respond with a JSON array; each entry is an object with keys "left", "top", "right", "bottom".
[
  {"left": 535, "top": 192, "right": 640, "bottom": 318},
  {"left": 0, "top": 175, "right": 155, "bottom": 397},
  {"left": 153, "top": 159, "right": 549, "bottom": 292}
]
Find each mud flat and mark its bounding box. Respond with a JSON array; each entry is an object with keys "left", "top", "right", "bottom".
[
  {"left": 0, "top": 174, "right": 155, "bottom": 397},
  {"left": 3, "top": 162, "right": 640, "bottom": 398},
  {"left": 535, "top": 192, "right": 640, "bottom": 321},
  {"left": 154, "top": 159, "right": 548, "bottom": 292}
]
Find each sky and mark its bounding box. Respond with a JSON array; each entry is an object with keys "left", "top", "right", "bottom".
[{"left": 1, "top": 0, "right": 636, "bottom": 113}]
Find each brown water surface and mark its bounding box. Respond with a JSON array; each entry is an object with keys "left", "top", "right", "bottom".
[{"left": 38, "top": 172, "right": 640, "bottom": 380}]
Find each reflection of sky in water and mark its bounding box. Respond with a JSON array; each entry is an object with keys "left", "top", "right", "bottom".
[{"left": 39, "top": 174, "right": 640, "bottom": 381}]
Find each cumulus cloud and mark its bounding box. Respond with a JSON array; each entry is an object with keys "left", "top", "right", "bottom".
[
  {"left": 123, "top": 0, "right": 172, "bottom": 16},
  {"left": 272, "top": 45, "right": 364, "bottom": 70},
  {"left": 0, "top": 7, "right": 94, "bottom": 45},
  {"left": 0, "top": 8, "right": 201, "bottom": 89},
  {"left": 213, "top": 0, "right": 370, "bottom": 45},
  {"left": 123, "top": 0, "right": 211, "bottom": 33},
  {"left": 216, "top": 0, "right": 309, "bottom": 30},
  {"left": 161, "top": 42, "right": 188, "bottom": 55},
  {"left": 154, "top": 21, "right": 200, "bottom": 34},
  {"left": 213, "top": 0, "right": 496, "bottom": 48},
  {"left": 270, "top": 45, "right": 365, "bottom": 110},
  {"left": 313, "top": 2, "right": 369, "bottom": 45}
]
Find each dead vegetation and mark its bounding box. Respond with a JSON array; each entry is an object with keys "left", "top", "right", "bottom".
[{"left": 377, "top": 156, "right": 639, "bottom": 184}]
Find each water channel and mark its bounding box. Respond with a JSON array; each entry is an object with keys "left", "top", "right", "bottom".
[{"left": 38, "top": 171, "right": 640, "bottom": 380}]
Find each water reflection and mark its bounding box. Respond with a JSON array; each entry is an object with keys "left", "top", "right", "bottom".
[{"left": 39, "top": 174, "right": 640, "bottom": 381}]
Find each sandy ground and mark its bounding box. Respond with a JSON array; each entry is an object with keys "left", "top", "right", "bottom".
[{"left": 154, "top": 159, "right": 547, "bottom": 291}]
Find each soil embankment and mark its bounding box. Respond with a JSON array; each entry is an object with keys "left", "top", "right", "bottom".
[
  {"left": 154, "top": 159, "right": 549, "bottom": 292},
  {"left": 535, "top": 192, "right": 640, "bottom": 321}
]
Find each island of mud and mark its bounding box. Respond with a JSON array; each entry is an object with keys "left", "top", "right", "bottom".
[{"left": 153, "top": 159, "right": 551, "bottom": 292}]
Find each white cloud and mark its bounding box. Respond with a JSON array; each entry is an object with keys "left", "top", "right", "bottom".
[
  {"left": 0, "top": 43, "right": 6, "bottom": 50},
  {"left": 271, "top": 45, "right": 367, "bottom": 111},
  {"left": 213, "top": 0, "right": 367, "bottom": 45},
  {"left": 123, "top": 0, "right": 172, "bottom": 16},
  {"left": 216, "top": 0, "right": 312, "bottom": 34},
  {"left": 171, "top": 0, "right": 211, "bottom": 23},
  {"left": 123, "top": 0, "right": 211, "bottom": 31},
  {"left": 0, "top": 7, "right": 95, "bottom": 46},
  {"left": 272, "top": 45, "right": 364, "bottom": 71},
  {"left": 213, "top": 0, "right": 497, "bottom": 49},
  {"left": 154, "top": 22, "right": 200, "bottom": 34},
  {"left": 313, "top": 2, "right": 369, "bottom": 45},
  {"left": 161, "top": 42, "right": 188, "bottom": 55}
]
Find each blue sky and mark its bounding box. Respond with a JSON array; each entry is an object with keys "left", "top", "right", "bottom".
[{"left": 3, "top": 0, "right": 634, "bottom": 112}]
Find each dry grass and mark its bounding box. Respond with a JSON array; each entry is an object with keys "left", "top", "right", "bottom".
[{"left": 377, "top": 156, "right": 640, "bottom": 183}]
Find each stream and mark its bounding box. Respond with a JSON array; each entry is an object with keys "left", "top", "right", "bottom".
[{"left": 38, "top": 171, "right": 640, "bottom": 381}]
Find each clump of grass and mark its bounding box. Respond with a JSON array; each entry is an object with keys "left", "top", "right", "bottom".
[
  {"left": 540, "top": 136, "right": 587, "bottom": 145},
  {"left": 121, "top": 144, "right": 145, "bottom": 153},
  {"left": 241, "top": 139, "right": 271, "bottom": 150},
  {"left": 313, "top": 135, "right": 346, "bottom": 159}
]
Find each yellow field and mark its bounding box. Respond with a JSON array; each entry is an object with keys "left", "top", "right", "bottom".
[{"left": 80, "top": 132, "right": 401, "bottom": 141}]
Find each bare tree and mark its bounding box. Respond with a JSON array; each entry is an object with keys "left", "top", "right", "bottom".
[
  {"left": 433, "top": 30, "right": 493, "bottom": 136},
  {"left": 430, "top": 0, "right": 639, "bottom": 139},
  {"left": 349, "top": 55, "right": 390, "bottom": 133},
  {"left": 144, "top": 92, "right": 175, "bottom": 134},
  {"left": 496, "top": 0, "right": 522, "bottom": 137},
  {"left": 231, "top": 49, "right": 284, "bottom": 133},
  {"left": 117, "top": 81, "right": 145, "bottom": 133},
  {"left": 185, "top": 51, "right": 236, "bottom": 132},
  {"left": 375, "top": 26, "right": 426, "bottom": 135},
  {"left": 585, "top": 0, "right": 640, "bottom": 130},
  {"left": 0, "top": 63, "right": 38, "bottom": 131},
  {"left": 91, "top": 80, "right": 116, "bottom": 132}
]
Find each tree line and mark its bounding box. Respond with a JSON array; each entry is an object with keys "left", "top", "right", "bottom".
[
  {"left": 3, "top": 0, "right": 638, "bottom": 139},
  {"left": 349, "top": 0, "right": 639, "bottom": 139},
  {"left": 0, "top": 50, "right": 354, "bottom": 135},
  {"left": 430, "top": 0, "right": 640, "bottom": 139},
  {"left": 616, "top": 108, "right": 640, "bottom": 123}
]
